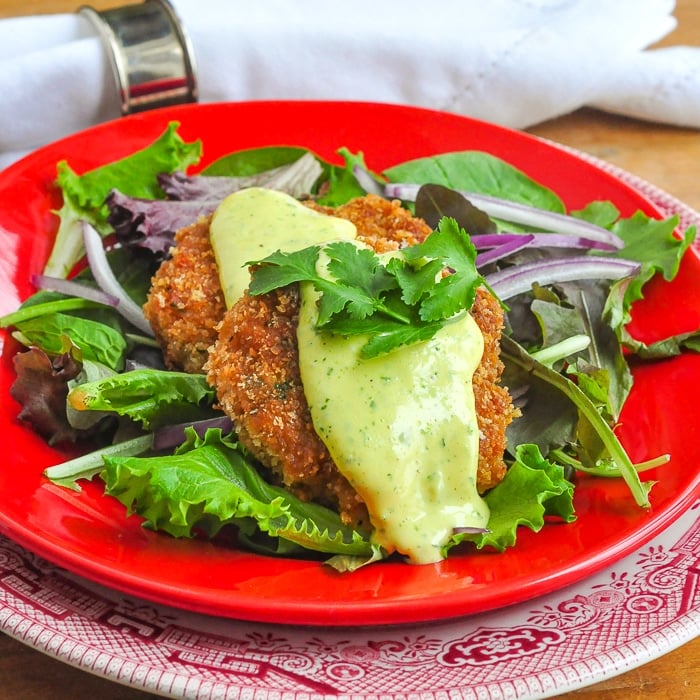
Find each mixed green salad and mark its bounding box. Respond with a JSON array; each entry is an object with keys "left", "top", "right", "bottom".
[{"left": 2, "top": 122, "right": 699, "bottom": 570}]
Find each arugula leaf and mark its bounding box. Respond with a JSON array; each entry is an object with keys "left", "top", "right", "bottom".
[
  {"left": 501, "top": 334, "right": 653, "bottom": 508},
  {"left": 552, "top": 278, "right": 634, "bottom": 421},
  {"left": 67, "top": 368, "right": 217, "bottom": 430}
]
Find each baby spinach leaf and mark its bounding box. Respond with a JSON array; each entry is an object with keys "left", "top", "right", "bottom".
[
  {"left": 384, "top": 151, "right": 565, "bottom": 213},
  {"left": 14, "top": 313, "right": 127, "bottom": 371},
  {"left": 203, "top": 145, "right": 310, "bottom": 177}
]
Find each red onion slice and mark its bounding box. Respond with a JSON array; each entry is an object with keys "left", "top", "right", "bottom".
[
  {"left": 32, "top": 273, "right": 120, "bottom": 307},
  {"left": 485, "top": 256, "right": 640, "bottom": 300},
  {"left": 81, "top": 222, "right": 154, "bottom": 336},
  {"left": 384, "top": 183, "right": 625, "bottom": 249}
]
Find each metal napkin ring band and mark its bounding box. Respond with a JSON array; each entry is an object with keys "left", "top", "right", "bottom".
[{"left": 79, "top": 0, "right": 198, "bottom": 115}]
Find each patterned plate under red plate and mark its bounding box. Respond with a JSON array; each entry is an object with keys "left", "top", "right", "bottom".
[{"left": 1, "top": 500, "right": 697, "bottom": 699}]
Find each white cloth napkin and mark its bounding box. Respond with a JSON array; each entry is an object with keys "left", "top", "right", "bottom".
[{"left": 1, "top": 0, "right": 699, "bottom": 170}]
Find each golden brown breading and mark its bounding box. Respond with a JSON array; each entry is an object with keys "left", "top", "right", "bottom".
[
  {"left": 471, "top": 288, "right": 520, "bottom": 492},
  {"left": 307, "top": 194, "right": 433, "bottom": 253},
  {"left": 143, "top": 217, "right": 224, "bottom": 373}
]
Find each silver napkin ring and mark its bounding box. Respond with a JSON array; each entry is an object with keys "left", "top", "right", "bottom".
[{"left": 79, "top": 0, "right": 198, "bottom": 115}]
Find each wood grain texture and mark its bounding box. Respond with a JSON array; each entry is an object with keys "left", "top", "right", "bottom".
[{"left": 1, "top": 0, "right": 698, "bottom": 698}]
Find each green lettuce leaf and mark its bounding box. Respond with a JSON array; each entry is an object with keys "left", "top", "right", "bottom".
[
  {"left": 101, "top": 429, "right": 373, "bottom": 556},
  {"left": 67, "top": 368, "right": 217, "bottom": 430},
  {"left": 448, "top": 444, "right": 575, "bottom": 553},
  {"left": 46, "top": 122, "right": 202, "bottom": 278}
]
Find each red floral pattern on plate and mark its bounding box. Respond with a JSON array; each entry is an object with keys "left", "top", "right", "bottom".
[{"left": 1, "top": 500, "right": 698, "bottom": 699}]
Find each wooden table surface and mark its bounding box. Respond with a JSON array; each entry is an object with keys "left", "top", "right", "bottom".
[{"left": 1, "top": 1, "right": 699, "bottom": 698}]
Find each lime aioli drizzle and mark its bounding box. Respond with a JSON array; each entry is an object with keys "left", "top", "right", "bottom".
[{"left": 297, "top": 249, "right": 489, "bottom": 564}]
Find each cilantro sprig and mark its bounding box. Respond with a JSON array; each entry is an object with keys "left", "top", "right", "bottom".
[{"left": 247, "top": 217, "right": 484, "bottom": 358}]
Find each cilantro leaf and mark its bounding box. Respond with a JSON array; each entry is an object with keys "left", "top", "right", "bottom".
[
  {"left": 324, "top": 241, "right": 397, "bottom": 319},
  {"left": 247, "top": 246, "right": 322, "bottom": 292},
  {"left": 247, "top": 219, "right": 484, "bottom": 358},
  {"left": 402, "top": 217, "right": 482, "bottom": 321}
]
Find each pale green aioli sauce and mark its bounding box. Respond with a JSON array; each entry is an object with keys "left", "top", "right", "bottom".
[
  {"left": 210, "top": 187, "right": 357, "bottom": 308},
  {"left": 210, "top": 188, "right": 489, "bottom": 564},
  {"left": 297, "top": 249, "right": 489, "bottom": 564}
]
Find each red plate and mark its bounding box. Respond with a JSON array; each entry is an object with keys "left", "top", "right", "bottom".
[{"left": 1, "top": 101, "right": 699, "bottom": 626}]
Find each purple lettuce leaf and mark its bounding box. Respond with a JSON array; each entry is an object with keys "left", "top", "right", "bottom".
[
  {"left": 159, "top": 152, "right": 323, "bottom": 202},
  {"left": 106, "top": 190, "right": 217, "bottom": 255}
]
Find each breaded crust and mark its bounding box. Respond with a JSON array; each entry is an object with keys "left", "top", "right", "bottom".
[
  {"left": 471, "top": 288, "right": 519, "bottom": 492},
  {"left": 143, "top": 216, "right": 224, "bottom": 373}
]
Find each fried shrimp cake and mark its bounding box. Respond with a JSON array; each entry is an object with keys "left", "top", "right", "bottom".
[
  {"left": 205, "top": 195, "right": 434, "bottom": 527},
  {"left": 205, "top": 194, "right": 518, "bottom": 526}
]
